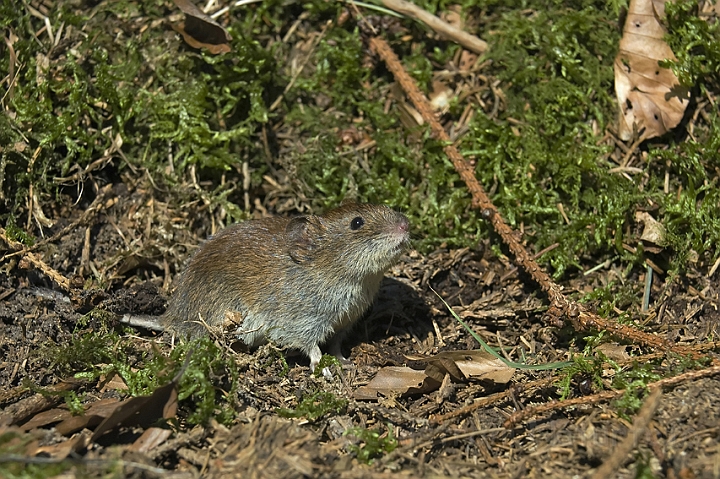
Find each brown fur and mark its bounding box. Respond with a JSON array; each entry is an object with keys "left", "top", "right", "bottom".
[{"left": 161, "top": 203, "right": 410, "bottom": 371}]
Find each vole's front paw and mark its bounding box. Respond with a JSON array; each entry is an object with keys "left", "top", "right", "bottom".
[
  {"left": 309, "top": 345, "right": 344, "bottom": 378},
  {"left": 309, "top": 345, "right": 324, "bottom": 377}
]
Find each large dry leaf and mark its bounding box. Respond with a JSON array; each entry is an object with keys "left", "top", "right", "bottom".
[
  {"left": 354, "top": 367, "right": 441, "bottom": 400},
  {"left": 614, "top": 0, "right": 690, "bottom": 140},
  {"left": 54, "top": 398, "right": 125, "bottom": 436},
  {"left": 172, "top": 0, "right": 232, "bottom": 54},
  {"left": 90, "top": 381, "right": 178, "bottom": 442},
  {"left": 407, "top": 350, "right": 515, "bottom": 384},
  {"left": 20, "top": 408, "right": 73, "bottom": 431},
  {"left": 29, "top": 431, "right": 92, "bottom": 460}
]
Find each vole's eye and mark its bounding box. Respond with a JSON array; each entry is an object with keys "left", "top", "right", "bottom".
[{"left": 350, "top": 216, "right": 364, "bottom": 230}]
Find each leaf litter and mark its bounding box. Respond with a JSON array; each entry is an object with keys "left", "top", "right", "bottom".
[
  {"left": 614, "top": 0, "right": 690, "bottom": 140},
  {"left": 1, "top": 0, "right": 720, "bottom": 478}
]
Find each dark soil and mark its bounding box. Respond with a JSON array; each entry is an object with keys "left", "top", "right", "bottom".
[
  {"left": 1, "top": 184, "right": 719, "bottom": 478},
  {"left": 2, "top": 1, "right": 720, "bottom": 478}
]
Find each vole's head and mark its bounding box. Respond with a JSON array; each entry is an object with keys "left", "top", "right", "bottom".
[{"left": 286, "top": 203, "right": 410, "bottom": 278}]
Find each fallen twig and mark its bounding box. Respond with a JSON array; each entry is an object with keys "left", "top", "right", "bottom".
[
  {"left": 379, "top": 0, "right": 488, "bottom": 54},
  {"left": 367, "top": 35, "right": 693, "bottom": 357},
  {"left": 590, "top": 388, "right": 662, "bottom": 479},
  {"left": 503, "top": 363, "right": 720, "bottom": 428}
]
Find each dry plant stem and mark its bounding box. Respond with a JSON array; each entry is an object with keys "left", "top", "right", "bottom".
[
  {"left": 431, "top": 348, "right": 719, "bottom": 425},
  {"left": 430, "top": 376, "right": 557, "bottom": 425},
  {"left": 0, "top": 379, "right": 89, "bottom": 426},
  {"left": 368, "top": 36, "right": 680, "bottom": 354},
  {"left": 0, "top": 231, "right": 72, "bottom": 291},
  {"left": 0, "top": 184, "right": 113, "bottom": 291},
  {"left": 590, "top": 388, "right": 662, "bottom": 479},
  {"left": 503, "top": 363, "right": 720, "bottom": 428},
  {"left": 379, "top": 0, "right": 488, "bottom": 54}
]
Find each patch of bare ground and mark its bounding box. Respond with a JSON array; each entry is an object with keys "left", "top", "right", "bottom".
[
  {"left": 2, "top": 0, "right": 720, "bottom": 477},
  {"left": 2, "top": 194, "right": 719, "bottom": 477}
]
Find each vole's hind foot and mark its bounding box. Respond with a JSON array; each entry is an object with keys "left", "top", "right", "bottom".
[{"left": 328, "top": 336, "right": 351, "bottom": 364}]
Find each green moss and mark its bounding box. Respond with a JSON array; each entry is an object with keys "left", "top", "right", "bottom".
[
  {"left": 344, "top": 424, "right": 399, "bottom": 464},
  {"left": 663, "top": 0, "right": 720, "bottom": 88},
  {"left": 114, "top": 337, "right": 240, "bottom": 425},
  {"left": 611, "top": 361, "right": 663, "bottom": 418},
  {"left": 652, "top": 114, "right": 720, "bottom": 270},
  {"left": 460, "top": 2, "right": 623, "bottom": 276},
  {"left": 42, "top": 329, "right": 239, "bottom": 426},
  {"left": 44, "top": 331, "right": 118, "bottom": 378},
  {"left": 668, "top": 353, "right": 712, "bottom": 374},
  {"left": 166, "top": 337, "right": 241, "bottom": 425},
  {"left": 581, "top": 281, "right": 640, "bottom": 319},
  {"left": 556, "top": 353, "right": 607, "bottom": 400},
  {"left": 1, "top": 0, "right": 277, "bottom": 224},
  {"left": 276, "top": 391, "right": 347, "bottom": 421},
  {"left": 4, "top": 218, "right": 35, "bottom": 246}
]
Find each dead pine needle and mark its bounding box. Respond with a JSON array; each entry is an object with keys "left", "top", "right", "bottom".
[
  {"left": 589, "top": 388, "right": 662, "bottom": 479},
  {"left": 379, "top": 0, "right": 488, "bottom": 54},
  {"left": 503, "top": 363, "right": 720, "bottom": 429}
]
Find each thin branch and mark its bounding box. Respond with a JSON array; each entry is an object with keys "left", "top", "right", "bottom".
[
  {"left": 379, "top": 0, "right": 488, "bottom": 54},
  {"left": 368, "top": 36, "right": 685, "bottom": 356},
  {"left": 590, "top": 388, "right": 662, "bottom": 479},
  {"left": 503, "top": 363, "right": 720, "bottom": 428}
]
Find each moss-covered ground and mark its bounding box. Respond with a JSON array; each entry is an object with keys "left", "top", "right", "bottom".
[{"left": 1, "top": 0, "right": 719, "bottom": 477}]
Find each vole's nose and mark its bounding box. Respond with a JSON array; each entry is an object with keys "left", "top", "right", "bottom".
[{"left": 397, "top": 217, "right": 410, "bottom": 235}]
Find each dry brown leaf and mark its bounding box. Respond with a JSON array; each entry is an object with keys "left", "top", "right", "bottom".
[
  {"left": 100, "top": 372, "right": 129, "bottom": 393},
  {"left": 29, "top": 430, "right": 92, "bottom": 459},
  {"left": 19, "top": 408, "right": 73, "bottom": 431},
  {"left": 172, "top": 0, "right": 232, "bottom": 54},
  {"left": 596, "top": 343, "right": 631, "bottom": 361},
  {"left": 130, "top": 427, "right": 174, "bottom": 453},
  {"left": 408, "top": 350, "right": 515, "bottom": 384},
  {"left": 91, "top": 381, "right": 178, "bottom": 442},
  {"left": 54, "top": 398, "right": 125, "bottom": 436},
  {"left": 636, "top": 211, "right": 667, "bottom": 246},
  {"left": 354, "top": 367, "right": 441, "bottom": 400},
  {"left": 614, "top": 0, "right": 690, "bottom": 140}
]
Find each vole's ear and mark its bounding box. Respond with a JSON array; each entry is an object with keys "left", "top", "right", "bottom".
[{"left": 286, "top": 216, "right": 320, "bottom": 263}]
